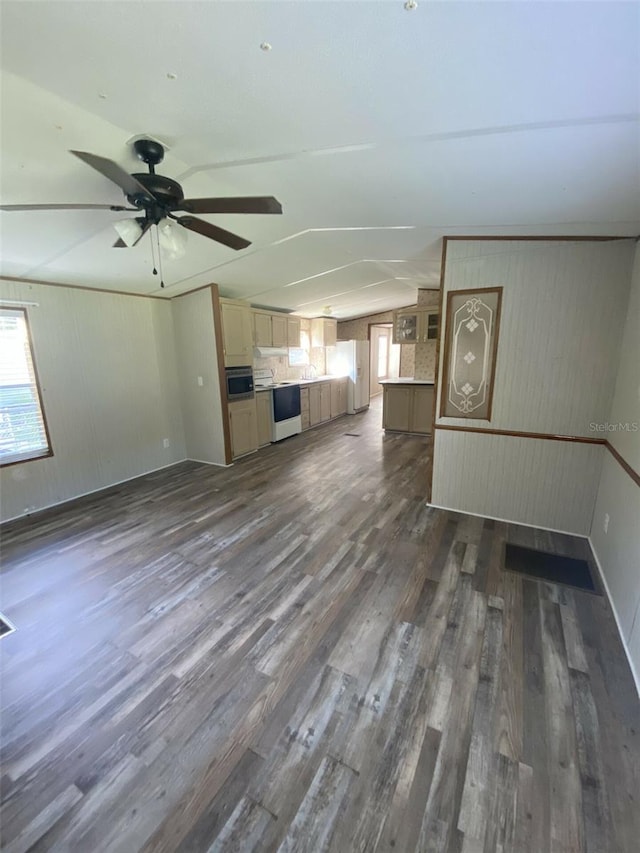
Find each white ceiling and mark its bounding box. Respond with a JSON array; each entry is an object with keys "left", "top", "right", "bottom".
[{"left": 1, "top": 0, "right": 638, "bottom": 318}]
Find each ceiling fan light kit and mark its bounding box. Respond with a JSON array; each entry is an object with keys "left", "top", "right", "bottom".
[{"left": 2, "top": 138, "right": 283, "bottom": 268}]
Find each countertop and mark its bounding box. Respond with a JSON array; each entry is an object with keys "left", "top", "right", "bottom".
[
  {"left": 379, "top": 379, "right": 435, "bottom": 386},
  {"left": 255, "top": 375, "right": 346, "bottom": 391}
]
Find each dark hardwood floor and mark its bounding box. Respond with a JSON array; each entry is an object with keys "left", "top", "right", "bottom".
[{"left": 1, "top": 399, "right": 638, "bottom": 852}]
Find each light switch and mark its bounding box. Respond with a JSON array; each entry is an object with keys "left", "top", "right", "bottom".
[{"left": 197, "top": 376, "right": 204, "bottom": 386}]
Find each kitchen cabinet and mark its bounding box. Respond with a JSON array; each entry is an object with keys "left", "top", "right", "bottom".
[
  {"left": 253, "top": 311, "right": 273, "bottom": 347},
  {"left": 256, "top": 391, "right": 273, "bottom": 447},
  {"left": 311, "top": 317, "right": 337, "bottom": 348},
  {"left": 330, "top": 378, "right": 348, "bottom": 418},
  {"left": 300, "top": 386, "right": 310, "bottom": 430},
  {"left": 382, "top": 383, "right": 434, "bottom": 434},
  {"left": 309, "top": 384, "right": 321, "bottom": 426},
  {"left": 392, "top": 308, "right": 439, "bottom": 345},
  {"left": 252, "top": 309, "right": 294, "bottom": 348},
  {"left": 271, "top": 313, "right": 288, "bottom": 348},
  {"left": 319, "top": 382, "right": 331, "bottom": 422},
  {"left": 228, "top": 398, "right": 259, "bottom": 458},
  {"left": 287, "top": 316, "right": 301, "bottom": 348},
  {"left": 220, "top": 298, "right": 253, "bottom": 366}
]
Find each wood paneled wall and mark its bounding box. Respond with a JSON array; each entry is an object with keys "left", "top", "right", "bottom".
[{"left": 432, "top": 239, "right": 636, "bottom": 534}]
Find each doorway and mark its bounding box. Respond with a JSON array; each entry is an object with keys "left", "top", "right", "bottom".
[{"left": 369, "top": 324, "right": 399, "bottom": 397}]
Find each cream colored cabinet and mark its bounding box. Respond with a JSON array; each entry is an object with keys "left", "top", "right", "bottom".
[
  {"left": 256, "top": 391, "right": 273, "bottom": 447},
  {"left": 330, "top": 378, "right": 348, "bottom": 418},
  {"left": 392, "top": 309, "right": 439, "bottom": 345},
  {"left": 309, "top": 384, "right": 321, "bottom": 426},
  {"left": 383, "top": 384, "right": 434, "bottom": 434},
  {"left": 253, "top": 311, "right": 273, "bottom": 347},
  {"left": 411, "top": 385, "right": 434, "bottom": 434},
  {"left": 220, "top": 298, "right": 253, "bottom": 366},
  {"left": 300, "top": 386, "right": 310, "bottom": 430},
  {"left": 252, "top": 310, "right": 295, "bottom": 348},
  {"left": 311, "top": 317, "right": 337, "bottom": 348},
  {"left": 287, "top": 317, "right": 301, "bottom": 348},
  {"left": 271, "top": 314, "right": 288, "bottom": 348},
  {"left": 228, "top": 398, "right": 258, "bottom": 458},
  {"left": 319, "top": 382, "right": 331, "bottom": 422}
]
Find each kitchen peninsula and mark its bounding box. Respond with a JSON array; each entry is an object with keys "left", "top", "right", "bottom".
[{"left": 380, "top": 379, "right": 434, "bottom": 434}]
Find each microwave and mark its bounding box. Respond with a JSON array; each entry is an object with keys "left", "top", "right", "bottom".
[{"left": 225, "top": 365, "right": 254, "bottom": 401}]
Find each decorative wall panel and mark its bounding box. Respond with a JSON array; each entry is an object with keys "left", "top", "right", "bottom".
[{"left": 441, "top": 287, "right": 502, "bottom": 419}]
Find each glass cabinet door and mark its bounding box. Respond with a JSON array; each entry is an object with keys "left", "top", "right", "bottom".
[{"left": 394, "top": 311, "right": 419, "bottom": 343}]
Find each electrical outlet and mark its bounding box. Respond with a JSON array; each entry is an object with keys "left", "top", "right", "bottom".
[
  {"left": 163, "top": 438, "right": 170, "bottom": 449},
  {"left": 603, "top": 513, "right": 610, "bottom": 534}
]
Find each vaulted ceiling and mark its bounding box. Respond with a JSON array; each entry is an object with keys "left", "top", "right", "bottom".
[{"left": 1, "top": 1, "right": 638, "bottom": 317}]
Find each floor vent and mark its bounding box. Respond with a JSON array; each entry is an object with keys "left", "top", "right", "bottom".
[
  {"left": 504, "top": 543, "right": 600, "bottom": 593},
  {"left": 344, "top": 433, "right": 361, "bottom": 437},
  {"left": 0, "top": 613, "right": 17, "bottom": 639}
]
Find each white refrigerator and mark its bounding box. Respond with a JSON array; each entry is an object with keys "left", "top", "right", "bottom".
[{"left": 328, "top": 340, "right": 370, "bottom": 414}]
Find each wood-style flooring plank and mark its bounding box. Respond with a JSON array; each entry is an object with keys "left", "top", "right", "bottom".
[{"left": 1, "top": 398, "right": 638, "bottom": 852}]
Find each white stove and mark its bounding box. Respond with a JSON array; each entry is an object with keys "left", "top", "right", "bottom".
[{"left": 253, "top": 369, "right": 302, "bottom": 441}]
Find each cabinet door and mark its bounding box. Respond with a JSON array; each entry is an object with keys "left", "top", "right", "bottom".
[
  {"left": 229, "top": 400, "right": 258, "bottom": 458},
  {"left": 330, "top": 381, "right": 340, "bottom": 418},
  {"left": 253, "top": 312, "right": 272, "bottom": 347},
  {"left": 221, "top": 302, "right": 252, "bottom": 366},
  {"left": 309, "top": 385, "right": 321, "bottom": 426},
  {"left": 311, "top": 318, "right": 338, "bottom": 348},
  {"left": 256, "top": 392, "right": 273, "bottom": 446},
  {"left": 383, "top": 386, "right": 412, "bottom": 431},
  {"left": 338, "top": 379, "right": 348, "bottom": 415},
  {"left": 319, "top": 383, "right": 331, "bottom": 422},
  {"left": 425, "top": 312, "right": 439, "bottom": 341},
  {"left": 271, "top": 314, "right": 288, "bottom": 348},
  {"left": 287, "top": 317, "right": 301, "bottom": 348},
  {"left": 393, "top": 311, "right": 419, "bottom": 345},
  {"left": 410, "top": 386, "right": 434, "bottom": 434},
  {"left": 324, "top": 319, "right": 337, "bottom": 348}
]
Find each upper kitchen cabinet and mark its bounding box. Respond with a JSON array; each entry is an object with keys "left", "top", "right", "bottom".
[
  {"left": 287, "top": 316, "right": 301, "bottom": 348},
  {"left": 392, "top": 308, "right": 439, "bottom": 345},
  {"left": 252, "top": 310, "right": 293, "bottom": 348},
  {"left": 220, "top": 298, "right": 253, "bottom": 366},
  {"left": 311, "top": 317, "right": 337, "bottom": 348}
]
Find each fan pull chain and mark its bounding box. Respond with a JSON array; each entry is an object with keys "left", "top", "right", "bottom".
[
  {"left": 155, "top": 225, "right": 165, "bottom": 288},
  {"left": 150, "top": 229, "right": 158, "bottom": 276}
]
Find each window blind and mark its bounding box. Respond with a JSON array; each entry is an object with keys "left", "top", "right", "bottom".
[{"left": 0, "top": 307, "right": 52, "bottom": 465}]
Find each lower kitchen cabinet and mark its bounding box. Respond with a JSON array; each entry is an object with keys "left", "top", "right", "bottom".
[
  {"left": 382, "top": 383, "right": 434, "bottom": 434},
  {"left": 228, "top": 398, "right": 259, "bottom": 459},
  {"left": 309, "top": 384, "right": 321, "bottom": 427},
  {"left": 256, "top": 391, "right": 273, "bottom": 447},
  {"left": 319, "top": 383, "right": 331, "bottom": 422},
  {"left": 300, "top": 387, "right": 310, "bottom": 430}
]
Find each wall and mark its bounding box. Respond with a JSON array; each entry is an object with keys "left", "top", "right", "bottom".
[
  {"left": 431, "top": 239, "right": 636, "bottom": 534},
  {"left": 589, "top": 242, "right": 640, "bottom": 684},
  {"left": 338, "top": 308, "right": 415, "bottom": 377},
  {"left": 0, "top": 280, "right": 186, "bottom": 522},
  {"left": 171, "top": 287, "right": 226, "bottom": 466},
  {"left": 414, "top": 289, "right": 440, "bottom": 380}
]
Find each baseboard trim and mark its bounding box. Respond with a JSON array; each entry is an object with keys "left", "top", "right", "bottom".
[
  {"left": 1, "top": 458, "right": 189, "bottom": 526},
  {"left": 426, "top": 501, "right": 586, "bottom": 538},
  {"left": 588, "top": 538, "right": 640, "bottom": 698}
]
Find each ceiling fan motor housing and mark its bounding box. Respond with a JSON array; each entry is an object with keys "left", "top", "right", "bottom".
[{"left": 127, "top": 173, "right": 184, "bottom": 211}]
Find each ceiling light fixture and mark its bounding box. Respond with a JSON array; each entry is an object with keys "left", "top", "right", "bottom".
[
  {"left": 113, "top": 218, "right": 143, "bottom": 247},
  {"left": 404, "top": 0, "right": 418, "bottom": 9},
  {"left": 260, "top": 42, "right": 272, "bottom": 51},
  {"left": 158, "top": 219, "right": 188, "bottom": 260}
]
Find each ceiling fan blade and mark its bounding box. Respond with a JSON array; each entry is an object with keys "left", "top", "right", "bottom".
[
  {"left": 176, "top": 216, "right": 251, "bottom": 250},
  {"left": 0, "top": 203, "right": 137, "bottom": 211},
  {"left": 70, "top": 150, "right": 156, "bottom": 202},
  {"left": 179, "top": 196, "right": 282, "bottom": 215}
]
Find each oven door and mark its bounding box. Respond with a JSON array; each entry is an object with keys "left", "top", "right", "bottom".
[{"left": 273, "top": 385, "right": 301, "bottom": 422}]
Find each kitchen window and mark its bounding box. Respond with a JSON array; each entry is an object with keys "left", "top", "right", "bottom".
[{"left": 0, "top": 307, "right": 53, "bottom": 466}]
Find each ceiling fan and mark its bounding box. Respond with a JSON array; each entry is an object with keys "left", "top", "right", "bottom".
[{"left": 0, "top": 138, "right": 283, "bottom": 252}]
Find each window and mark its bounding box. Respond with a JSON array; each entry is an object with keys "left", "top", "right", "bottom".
[
  {"left": 0, "top": 307, "right": 52, "bottom": 466},
  {"left": 288, "top": 329, "right": 310, "bottom": 366},
  {"left": 377, "top": 332, "right": 389, "bottom": 379}
]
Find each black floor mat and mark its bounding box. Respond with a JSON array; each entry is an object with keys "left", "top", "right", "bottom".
[{"left": 504, "top": 543, "right": 599, "bottom": 593}]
